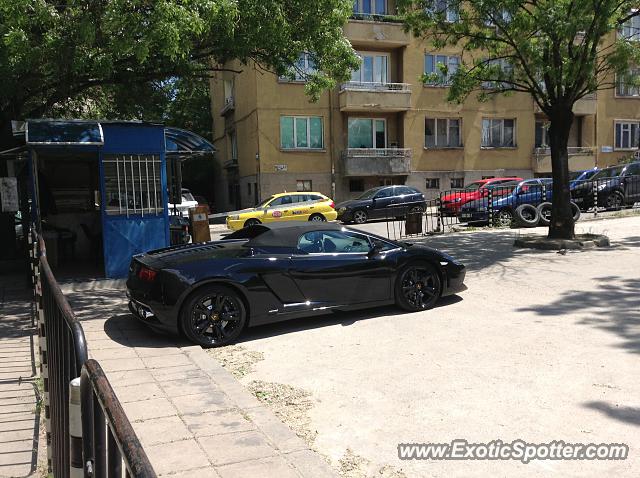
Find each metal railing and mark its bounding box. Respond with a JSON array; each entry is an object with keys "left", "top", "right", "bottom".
[
  {"left": 342, "top": 147, "right": 412, "bottom": 158},
  {"left": 350, "top": 12, "right": 402, "bottom": 22},
  {"left": 383, "top": 174, "right": 640, "bottom": 239},
  {"left": 340, "top": 81, "right": 411, "bottom": 92},
  {"left": 33, "top": 232, "right": 156, "bottom": 478},
  {"left": 533, "top": 146, "right": 596, "bottom": 159}
]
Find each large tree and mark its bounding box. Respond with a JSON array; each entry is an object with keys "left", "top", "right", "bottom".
[
  {"left": 0, "top": 0, "right": 359, "bottom": 145},
  {"left": 398, "top": 0, "right": 640, "bottom": 239}
]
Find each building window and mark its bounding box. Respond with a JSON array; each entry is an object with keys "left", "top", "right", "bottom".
[
  {"left": 223, "top": 80, "right": 234, "bottom": 105},
  {"left": 535, "top": 121, "right": 549, "bottom": 148},
  {"left": 280, "top": 53, "right": 317, "bottom": 82},
  {"left": 482, "top": 59, "right": 513, "bottom": 89},
  {"left": 425, "top": 178, "right": 440, "bottom": 189},
  {"left": 297, "top": 179, "right": 312, "bottom": 192},
  {"left": 229, "top": 131, "right": 238, "bottom": 161},
  {"left": 353, "top": 0, "right": 386, "bottom": 16},
  {"left": 484, "top": 9, "right": 512, "bottom": 26},
  {"left": 103, "top": 155, "right": 163, "bottom": 216},
  {"left": 425, "top": 118, "right": 462, "bottom": 148},
  {"left": 424, "top": 54, "right": 460, "bottom": 85},
  {"left": 348, "top": 118, "right": 386, "bottom": 148},
  {"left": 280, "top": 116, "right": 324, "bottom": 149},
  {"left": 351, "top": 53, "right": 388, "bottom": 84},
  {"left": 616, "top": 69, "right": 640, "bottom": 97},
  {"left": 247, "top": 183, "right": 252, "bottom": 196},
  {"left": 482, "top": 118, "right": 516, "bottom": 148},
  {"left": 451, "top": 177, "right": 464, "bottom": 189},
  {"left": 620, "top": 14, "right": 640, "bottom": 41},
  {"left": 615, "top": 121, "right": 640, "bottom": 149},
  {"left": 349, "top": 179, "right": 365, "bottom": 192},
  {"left": 426, "top": 0, "right": 459, "bottom": 22}
]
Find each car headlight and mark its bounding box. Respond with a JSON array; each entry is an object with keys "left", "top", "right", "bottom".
[
  {"left": 228, "top": 215, "right": 240, "bottom": 220},
  {"left": 339, "top": 207, "right": 346, "bottom": 213},
  {"left": 597, "top": 183, "right": 608, "bottom": 191}
]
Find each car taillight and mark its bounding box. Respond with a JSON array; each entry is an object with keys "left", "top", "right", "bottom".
[
  {"left": 138, "top": 266, "right": 157, "bottom": 282},
  {"left": 329, "top": 201, "right": 335, "bottom": 209}
]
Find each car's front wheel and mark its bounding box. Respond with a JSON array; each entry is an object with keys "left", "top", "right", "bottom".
[
  {"left": 180, "top": 285, "right": 247, "bottom": 347},
  {"left": 244, "top": 218, "right": 261, "bottom": 228},
  {"left": 352, "top": 209, "right": 368, "bottom": 224},
  {"left": 308, "top": 213, "right": 326, "bottom": 222},
  {"left": 395, "top": 262, "right": 442, "bottom": 311},
  {"left": 493, "top": 208, "right": 514, "bottom": 227}
]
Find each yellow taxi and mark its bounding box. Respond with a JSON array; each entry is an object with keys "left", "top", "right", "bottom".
[{"left": 226, "top": 192, "right": 338, "bottom": 231}]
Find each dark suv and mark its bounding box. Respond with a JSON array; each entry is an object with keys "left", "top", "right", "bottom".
[
  {"left": 336, "top": 185, "right": 426, "bottom": 224},
  {"left": 571, "top": 161, "right": 640, "bottom": 210}
]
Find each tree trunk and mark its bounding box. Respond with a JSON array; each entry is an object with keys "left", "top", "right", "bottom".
[{"left": 547, "top": 107, "right": 576, "bottom": 240}]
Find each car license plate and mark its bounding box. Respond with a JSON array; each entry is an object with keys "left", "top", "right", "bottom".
[
  {"left": 461, "top": 213, "right": 472, "bottom": 218},
  {"left": 573, "top": 197, "right": 583, "bottom": 202}
]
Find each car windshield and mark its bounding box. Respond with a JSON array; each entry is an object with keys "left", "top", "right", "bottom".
[
  {"left": 592, "top": 167, "right": 624, "bottom": 179},
  {"left": 464, "top": 182, "right": 483, "bottom": 191},
  {"left": 357, "top": 187, "right": 384, "bottom": 200},
  {"left": 257, "top": 196, "right": 275, "bottom": 208},
  {"left": 569, "top": 172, "right": 583, "bottom": 181},
  {"left": 182, "top": 191, "right": 196, "bottom": 202}
]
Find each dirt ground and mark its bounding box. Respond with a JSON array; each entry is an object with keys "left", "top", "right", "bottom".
[{"left": 210, "top": 215, "right": 640, "bottom": 477}]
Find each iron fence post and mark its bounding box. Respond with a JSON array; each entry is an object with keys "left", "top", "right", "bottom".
[
  {"left": 69, "top": 378, "right": 83, "bottom": 478},
  {"left": 593, "top": 179, "right": 598, "bottom": 218},
  {"left": 488, "top": 189, "right": 494, "bottom": 227}
]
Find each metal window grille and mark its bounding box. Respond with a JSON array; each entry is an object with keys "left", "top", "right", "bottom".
[{"left": 103, "top": 155, "right": 163, "bottom": 216}]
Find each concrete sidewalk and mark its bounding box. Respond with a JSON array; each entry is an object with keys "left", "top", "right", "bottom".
[
  {"left": 63, "top": 285, "right": 335, "bottom": 478},
  {"left": 0, "top": 275, "right": 41, "bottom": 478}
]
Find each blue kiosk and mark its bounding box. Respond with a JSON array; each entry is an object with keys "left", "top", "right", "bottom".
[{"left": 5, "top": 120, "right": 214, "bottom": 278}]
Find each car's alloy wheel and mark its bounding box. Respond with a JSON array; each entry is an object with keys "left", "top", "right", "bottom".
[
  {"left": 244, "top": 218, "right": 261, "bottom": 228},
  {"left": 353, "top": 210, "right": 368, "bottom": 224},
  {"left": 494, "top": 209, "right": 514, "bottom": 227},
  {"left": 309, "top": 213, "right": 326, "bottom": 222},
  {"left": 605, "top": 192, "right": 623, "bottom": 210},
  {"left": 395, "top": 263, "right": 441, "bottom": 311},
  {"left": 181, "top": 285, "right": 247, "bottom": 347}
]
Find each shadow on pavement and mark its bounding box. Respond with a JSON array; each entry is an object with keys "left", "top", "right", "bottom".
[
  {"left": 583, "top": 401, "right": 640, "bottom": 427},
  {"left": 517, "top": 277, "right": 640, "bottom": 354}
]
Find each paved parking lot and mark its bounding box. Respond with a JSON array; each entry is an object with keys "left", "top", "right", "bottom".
[{"left": 215, "top": 215, "right": 640, "bottom": 477}]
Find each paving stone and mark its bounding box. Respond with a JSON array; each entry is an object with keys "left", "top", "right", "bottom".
[
  {"left": 160, "top": 467, "right": 220, "bottom": 478},
  {"left": 87, "top": 338, "right": 124, "bottom": 350},
  {"left": 112, "top": 382, "right": 164, "bottom": 403},
  {"left": 142, "top": 354, "right": 193, "bottom": 369},
  {"left": 244, "top": 407, "right": 306, "bottom": 454},
  {"left": 160, "top": 377, "right": 217, "bottom": 397},
  {"left": 89, "top": 347, "right": 139, "bottom": 360},
  {"left": 123, "top": 398, "right": 177, "bottom": 422},
  {"left": 286, "top": 449, "right": 337, "bottom": 478},
  {"left": 144, "top": 439, "right": 210, "bottom": 476},
  {"left": 100, "top": 369, "right": 156, "bottom": 387},
  {"left": 134, "top": 346, "right": 183, "bottom": 358},
  {"left": 150, "top": 367, "right": 207, "bottom": 382},
  {"left": 171, "top": 392, "right": 234, "bottom": 416},
  {"left": 181, "top": 410, "right": 256, "bottom": 437},
  {"left": 98, "top": 357, "right": 146, "bottom": 372},
  {"left": 134, "top": 416, "right": 191, "bottom": 447},
  {"left": 198, "top": 431, "right": 277, "bottom": 466},
  {"left": 0, "top": 418, "right": 37, "bottom": 433},
  {"left": 215, "top": 455, "right": 300, "bottom": 478}
]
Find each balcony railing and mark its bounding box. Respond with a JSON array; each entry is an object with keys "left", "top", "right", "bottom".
[
  {"left": 340, "top": 81, "right": 410, "bottom": 92},
  {"left": 350, "top": 12, "right": 402, "bottom": 22},
  {"left": 533, "top": 146, "right": 596, "bottom": 160},
  {"left": 342, "top": 148, "right": 412, "bottom": 176},
  {"left": 220, "top": 96, "right": 235, "bottom": 115}
]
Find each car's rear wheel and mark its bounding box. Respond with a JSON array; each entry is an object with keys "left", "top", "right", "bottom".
[
  {"left": 515, "top": 204, "right": 540, "bottom": 227},
  {"left": 309, "top": 213, "right": 326, "bottom": 222},
  {"left": 571, "top": 202, "right": 581, "bottom": 222},
  {"left": 605, "top": 191, "right": 624, "bottom": 210},
  {"left": 493, "top": 208, "right": 514, "bottom": 227},
  {"left": 352, "top": 209, "right": 368, "bottom": 224},
  {"left": 180, "top": 285, "right": 247, "bottom": 347},
  {"left": 395, "top": 262, "right": 442, "bottom": 312},
  {"left": 244, "top": 218, "right": 261, "bottom": 228}
]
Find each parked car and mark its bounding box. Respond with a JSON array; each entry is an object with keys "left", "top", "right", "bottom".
[
  {"left": 226, "top": 192, "right": 337, "bottom": 231},
  {"left": 569, "top": 167, "right": 599, "bottom": 184},
  {"left": 459, "top": 179, "right": 556, "bottom": 226},
  {"left": 168, "top": 188, "right": 198, "bottom": 217},
  {"left": 336, "top": 185, "right": 426, "bottom": 224},
  {"left": 193, "top": 195, "right": 212, "bottom": 214},
  {"left": 127, "top": 222, "right": 466, "bottom": 346},
  {"left": 439, "top": 177, "right": 524, "bottom": 216},
  {"left": 570, "top": 161, "right": 640, "bottom": 210}
]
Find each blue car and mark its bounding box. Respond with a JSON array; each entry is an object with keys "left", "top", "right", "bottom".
[
  {"left": 459, "top": 179, "right": 554, "bottom": 226},
  {"left": 570, "top": 168, "right": 599, "bottom": 185}
]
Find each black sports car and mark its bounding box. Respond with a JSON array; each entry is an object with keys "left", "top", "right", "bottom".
[{"left": 126, "top": 222, "right": 466, "bottom": 347}]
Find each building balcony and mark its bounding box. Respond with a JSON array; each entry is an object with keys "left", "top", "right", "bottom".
[
  {"left": 339, "top": 82, "right": 412, "bottom": 112},
  {"left": 344, "top": 17, "right": 410, "bottom": 47},
  {"left": 534, "top": 93, "right": 597, "bottom": 116},
  {"left": 220, "top": 97, "right": 235, "bottom": 116},
  {"left": 342, "top": 148, "right": 412, "bottom": 176},
  {"left": 532, "top": 146, "right": 597, "bottom": 173}
]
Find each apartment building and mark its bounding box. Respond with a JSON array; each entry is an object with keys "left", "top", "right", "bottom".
[{"left": 210, "top": 2, "right": 640, "bottom": 211}]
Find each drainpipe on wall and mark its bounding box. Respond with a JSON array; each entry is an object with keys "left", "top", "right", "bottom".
[{"left": 329, "top": 87, "right": 336, "bottom": 200}]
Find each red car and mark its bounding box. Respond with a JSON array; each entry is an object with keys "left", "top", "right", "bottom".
[{"left": 439, "top": 177, "right": 524, "bottom": 215}]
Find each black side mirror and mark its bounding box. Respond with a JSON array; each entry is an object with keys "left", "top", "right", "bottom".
[{"left": 367, "top": 243, "right": 383, "bottom": 258}]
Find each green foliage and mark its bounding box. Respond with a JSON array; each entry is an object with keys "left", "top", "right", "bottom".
[
  {"left": 398, "top": 0, "right": 640, "bottom": 113},
  {"left": 0, "top": 0, "right": 359, "bottom": 126}
]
